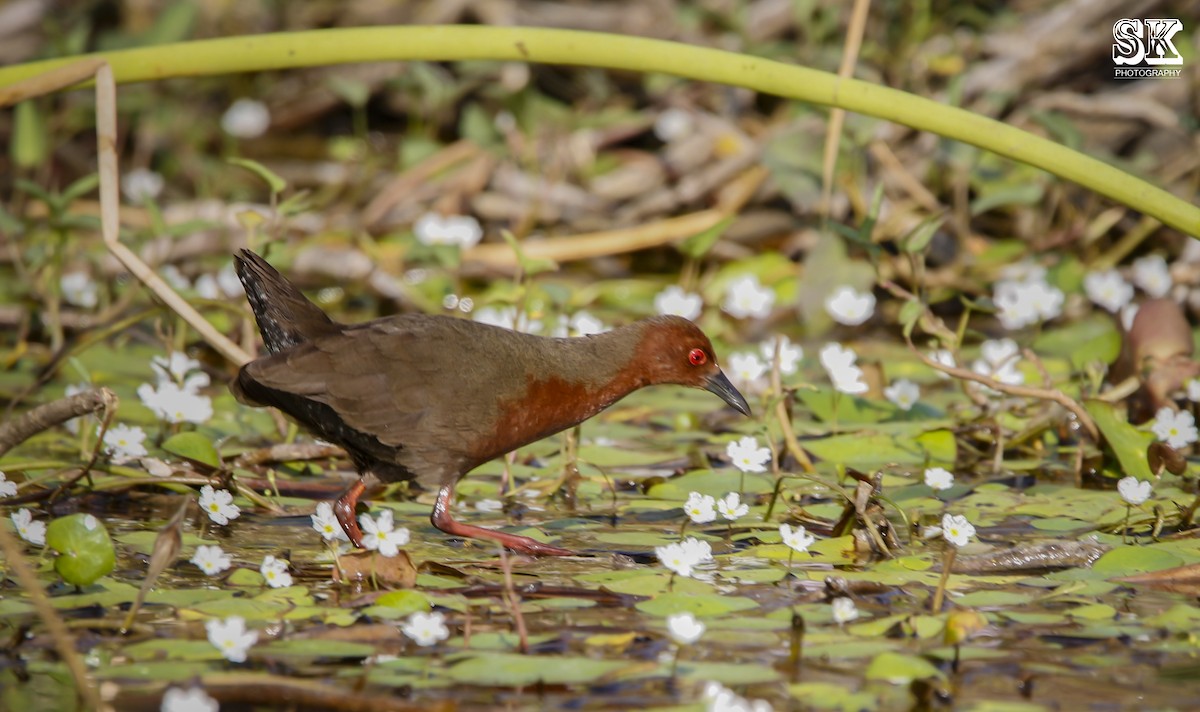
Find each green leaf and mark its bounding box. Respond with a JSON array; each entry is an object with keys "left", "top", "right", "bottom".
[
  {"left": 327, "top": 76, "right": 371, "bottom": 108},
  {"left": 898, "top": 298, "right": 923, "bottom": 338},
  {"left": 864, "top": 651, "right": 944, "bottom": 684},
  {"left": 228, "top": 157, "right": 288, "bottom": 196},
  {"left": 1093, "top": 546, "right": 1183, "bottom": 575},
  {"left": 679, "top": 217, "right": 732, "bottom": 259},
  {"left": 12, "top": 100, "right": 48, "bottom": 170},
  {"left": 635, "top": 591, "right": 759, "bottom": 617},
  {"left": 45, "top": 514, "right": 115, "bottom": 586},
  {"left": 1083, "top": 400, "right": 1153, "bottom": 481},
  {"left": 900, "top": 213, "right": 945, "bottom": 254},
  {"left": 60, "top": 173, "right": 100, "bottom": 204},
  {"left": 375, "top": 590, "right": 431, "bottom": 616},
  {"left": 446, "top": 653, "right": 631, "bottom": 686},
  {"left": 161, "top": 431, "right": 221, "bottom": 469},
  {"left": 500, "top": 230, "right": 557, "bottom": 275}
]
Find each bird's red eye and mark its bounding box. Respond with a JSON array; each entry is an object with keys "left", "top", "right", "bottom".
[{"left": 688, "top": 348, "right": 707, "bottom": 366}]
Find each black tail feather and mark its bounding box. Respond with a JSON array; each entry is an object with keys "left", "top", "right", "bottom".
[{"left": 234, "top": 249, "right": 337, "bottom": 353}]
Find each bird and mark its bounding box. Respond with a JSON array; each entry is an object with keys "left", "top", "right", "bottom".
[{"left": 230, "top": 249, "right": 750, "bottom": 556}]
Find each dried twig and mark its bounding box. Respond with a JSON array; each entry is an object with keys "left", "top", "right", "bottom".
[
  {"left": 0, "top": 387, "right": 117, "bottom": 459},
  {"left": 92, "top": 63, "right": 252, "bottom": 367},
  {"left": 882, "top": 280, "right": 1099, "bottom": 441}
]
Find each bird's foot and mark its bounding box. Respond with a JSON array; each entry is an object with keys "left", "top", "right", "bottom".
[
  {"left": 494, "top": 533, "right": 575, "bottom": 557},
  {"left": 433, "top": 482, "right": 574, "bottom": 556}
]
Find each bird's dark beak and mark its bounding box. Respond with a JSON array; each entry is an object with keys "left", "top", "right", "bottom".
[{"left": 705, "top": 370, "right": 751, "bottom": 416}]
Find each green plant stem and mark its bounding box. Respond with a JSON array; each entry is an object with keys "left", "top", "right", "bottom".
[
  {"left": 932, "top": 546, "right": 957, "bottom": 613},
  {"left": 0, "top": 26, "right": 1194, "bottom": 237}
]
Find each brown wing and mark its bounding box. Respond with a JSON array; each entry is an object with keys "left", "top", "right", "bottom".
[{"left": 237, "top": 315, "right": 534, "bottom": 472}]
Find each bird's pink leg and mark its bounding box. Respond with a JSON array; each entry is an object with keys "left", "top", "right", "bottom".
[
  {"left": 432, "top": 483, "right": 573, "bottom": 556},
  {"left": 333, "top": 478, "right": 368, "bottom": 548}
]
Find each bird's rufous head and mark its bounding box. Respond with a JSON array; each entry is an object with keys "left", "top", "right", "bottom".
[{"left": 633, "top": 316, "right": 751, "bottom": 416}]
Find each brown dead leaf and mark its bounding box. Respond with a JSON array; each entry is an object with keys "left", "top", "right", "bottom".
[{"left": 333, "top": 550, "right": 417, "bottom": 588}]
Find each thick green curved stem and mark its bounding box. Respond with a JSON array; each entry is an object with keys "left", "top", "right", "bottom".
[{"left": 1, "top": 25, "right": 1195, "bottom": 237}]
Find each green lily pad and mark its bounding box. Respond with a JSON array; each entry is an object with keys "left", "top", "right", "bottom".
[
  {"left": 1093, "top": 546, "right": 1183, "bottom": 575},
  {"left": 864, "top": 651, "right": 945, "bottom": 684},
  {"left": 445, "top": 653, "right": 631, "bottom": 686},
  {"left": 161, "top": 431, "right": 222, "bottom": 469},
  {"left": 45, "top": 514, "right": 115, "bottom": 586},
  {"left": 635, "top": 591, "right": 759, "bottom": 617}
]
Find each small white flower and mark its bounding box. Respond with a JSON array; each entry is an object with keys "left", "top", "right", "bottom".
[
  {"left": 759, "top": 335, "right": 803, "bottom": 375},
  {"left": 474, "top": 498, "right": 504, "bottom": 513},
  {"left": 161, "top": 264, "right": 190, "bottom": 291},
  {"left": 311, "top": 502, "right": 350, "bottom": 542},
  {"left": 941, "top": 513, "right": 976, "bottom": 548},
  {"left": 972, "top": 338, "right": 1024, "bottom": 388},
  {"left": 681, "top": 537, "right": 713, "bottom": 563},
  {"left": 722, "top": 275, "right": 774, "bottom": 320},
  {"left": 161, "top": 686, "right": 218, "bottom": 712},
  {"left": 1120, "top": 303, "right": 1140, "bottom": 332},
  {"left": 666, "top": 612, "right": 706, "bottom": 644},
  {"left": 819, "top": 343, "right": 868, "bottom": 395},
  {"left": 60, "top": 271, "right": 98, "bottom": 309},
  {"left": 198, "top": 485, "right": 241, "bottom": 526},
  {"left": 930, "top": 349, "right": 956, "bottom": 379},
  {"left": 1117, "top": 476, "right": 1152, "bottom": 506},
  {"left": 122, "top": 168, "right": 164, "bottom": 204},
  {"left": 824, "top": 285, "right": 875, "bottom": 326},
  {"left": 568, "top": 311, "right": 607, "bottom": 337},
  {"left": 414, "top": 212, "right": 484, "bottom": 249},
  {"left": 221, "top": 98, "right": 270, "bottom": 139},
  {"left": 205, "top": 615, "right": 258, "bottom": 663},
  {"left": 194, "top": 274, "right": 221, "bottom": 300},
  {"left": 831, "top": 597, "right": 859, "bottom": 624},
  {"left": 980, "top": 338, "right": 1019, "bottom": 367},
  {"left": 1150, "top": 407, "right": 1199, "bottom": 449},
  {"left": 654, "top": 285, "right": 703, "bottom": 320},
  {"left": 11, "top": 508, "right": 46, "bottom": 546},
  {"left": 883, "top": 379, "right": 919, "bottom": 410},
  {"left": 138, "top": 382, "right": 213, "bottom": 424},
  {"left": 260, "top": 555, "right": 293, "bottom": 588},
  {"left": 473, "top": 305, "right": 541, "bottom": 334},
  {"left": 654, "top": 107, "right": 694, "bottom": 143},
  {"left": 655, "top": 536, "right": 711, "bottom": 578},
  {"left": 217, "top": 262, "right": 244, "bottom": 297},
  {"left": 152, "top": 352, "right": 209, "bottom": 392},
  {"left": 552, "top": 311, "right": 607, "bottom": 338},
  {"left": 191, "top": 544, "right": 232, "bottom": 575},
  {"left": 728, "top": 352, "right": 767, "bottom": 387},
  {"left": 401, "top": 611, "right": 450, "bottom": 646},
  {"left": 359, "top": 509, "right": 411, "bottom": 558},
  {"left": 0, "top": 471, "right": 18, "bottom": 498},
  {"left": 923, "top": 467, "right": 955, "bottom": 491},
  {"left": 716, "top": 492, "right": 749, "bottom": 521},
  {"left": 474, "top": 305, "right": 518, "bottom": 329},
  {"left": 726, "top": 436, "right": 771, "bottom": 473},
  {"left": 103, "top": 423, "right": 149, "bottom": 464},
  {"left": 1131, "top": 255, "right": 1172, "bottom": 297},
  {"left": 702, "top": 681, "right": 773, "bottom": 712},
  {"left": 684, "top": 491, "right": 717, "bottom": 524},
  {"left": 1189, "top": 378, "right": 1200, "bottom": 403},
  {"left": 1025, "top": 280, "right": 1065, "bottom": 322},
  {"left": 1000, "top": 261, "right": 1047, "bottom": 283},
  {"left": 779, "top": 523, "right": 815, "bottom": 553},
  {"left": 1083, "top": 270, "right": 1134, "bottom": 313}
]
